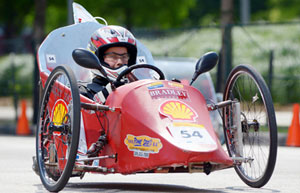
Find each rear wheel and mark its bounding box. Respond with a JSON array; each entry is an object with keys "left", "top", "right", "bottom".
[
  {"left": 36, "top": 65, "right": 80, "bottom": 192},
  {"left": 223, "top": 64, "right": 277, "bottom": 188}
]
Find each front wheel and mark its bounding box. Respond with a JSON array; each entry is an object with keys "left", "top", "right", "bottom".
[
  {"left": 36, "top": 65, "right": 80, "bottom": 192},
  {"left": 223, "top": 64, "right": 277, "bottom": 188}
]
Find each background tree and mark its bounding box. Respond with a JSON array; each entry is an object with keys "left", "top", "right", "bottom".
[
  {"left": 0, "top": 0, "right": 34, "bottom": 52},
  {"left": 265, "top": 0, "right": 300, "bottom": 22},
  {"left": 1, "top": 0, "right": 300, "bottom": 39},
  {"left": 75, "top": 0, "right": 196, "bottom": 30},
  {"left": 0, "top": 0, "right": 33, "bottom": 38}
]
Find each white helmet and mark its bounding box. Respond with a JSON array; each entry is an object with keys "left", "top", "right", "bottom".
[{"left": 88, "top": 25, "right": 137, "bottom": 80}]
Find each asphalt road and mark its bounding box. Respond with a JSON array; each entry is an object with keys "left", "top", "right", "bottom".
[{"left": 0, "top": 135, "right": 299, "bottom": 193}]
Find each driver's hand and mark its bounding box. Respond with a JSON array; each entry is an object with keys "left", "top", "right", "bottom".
[{"left": 113, "top": 81, "right": 126, "bottom": 88}]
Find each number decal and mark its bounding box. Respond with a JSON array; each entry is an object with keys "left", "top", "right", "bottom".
[
  {"left": 169, "top": 123, "right": 216, "bottom": 148},
  {"left": 46, "top": 54, "right": 57, "bottom": 63},
  {"left": 180, "top": 130, "right": 203, "bottom": 138}
]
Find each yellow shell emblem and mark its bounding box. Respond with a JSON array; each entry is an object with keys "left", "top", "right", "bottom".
[
  {"left": 159, "top": 100, "right": 197, "bottom": 121},
  {"left": 52, "top": 99, "right": 68, "bottom": 126}
]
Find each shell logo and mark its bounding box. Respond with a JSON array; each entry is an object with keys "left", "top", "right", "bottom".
[
  {"left": 159, "top": 100, "right": 197, "bottom": 121},
  {"left": 52, "top": 99, "right": 68, "bottom": 126}
]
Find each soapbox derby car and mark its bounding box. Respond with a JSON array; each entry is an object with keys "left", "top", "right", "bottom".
[{"left": 35, "top": 3, "right": 278, "bottom": 192}]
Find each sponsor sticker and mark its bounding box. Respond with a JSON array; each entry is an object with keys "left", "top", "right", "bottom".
[
  {"left": 159, "top": 100, "right": 197, "bottom": 121},
  {"left": 124, "top": 134, "right": 163, "bottom": 158},
  {"left": 52, "top": 99, "right": 68, "bottom": 126},
  {"left": 168, "top": 82, "right": 184, "bottom": 88},
  {"left": 147, "top": 82, "right": 164, "bottom": 89},
  {"left": 134, "top": 151, "right": 150, "bottom": 158},
  {"left": 149, "top": 88, "right": 189, "bottom": 100}
]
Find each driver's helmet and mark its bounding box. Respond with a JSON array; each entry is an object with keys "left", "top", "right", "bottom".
[{"left": 88, "top": 25, "right": 137, "bottom": 80}]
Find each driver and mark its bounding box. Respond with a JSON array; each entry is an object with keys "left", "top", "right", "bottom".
[{"left": 79, "top": 25, "right": 137, "bottom": 103}]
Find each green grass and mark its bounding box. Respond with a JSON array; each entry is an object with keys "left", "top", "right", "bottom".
[
  {"left": 260, "top": 125, "right": 288, "bottom": 133},
  {"left": 277, "top": 126, "right": 288, "bottom": 133}
]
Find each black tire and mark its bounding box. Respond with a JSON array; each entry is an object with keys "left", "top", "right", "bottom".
[
  {"left": 36, "top": 65, "right": 80, "bottom": 192},
  {"left": 223, "top": 64, "right": 277, "bottom": 188}
]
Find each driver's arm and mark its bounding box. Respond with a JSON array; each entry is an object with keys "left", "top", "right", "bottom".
[
  {"left": 93, "top": 83, "right": 113, "bottom": 104},
  {"left": 80, "top": 81, "right": 113, "bottom": 104}
]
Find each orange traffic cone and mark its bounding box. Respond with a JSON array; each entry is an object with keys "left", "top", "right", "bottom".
[
  {"left": 286, "top": 104, "right": 300, "bottom": 147},
  {"left": 16, "top": 100, "right": 31, "bottom": 135}
]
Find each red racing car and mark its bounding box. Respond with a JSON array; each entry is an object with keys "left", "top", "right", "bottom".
[{"left": 35, "top": 3, "right": 278, "bottom": 192}]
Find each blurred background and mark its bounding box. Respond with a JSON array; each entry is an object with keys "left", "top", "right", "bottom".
[{"left": 0, "top": 0, "right": 300, "bottom": 133}]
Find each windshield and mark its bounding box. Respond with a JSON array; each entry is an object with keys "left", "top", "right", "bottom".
[{"left": 130, "top": 68, "right": 160, "bottom": 80}]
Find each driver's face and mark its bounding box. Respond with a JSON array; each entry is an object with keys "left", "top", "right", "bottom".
[{"left": 103, "top": 47, "right": 129, "bottom": 68}]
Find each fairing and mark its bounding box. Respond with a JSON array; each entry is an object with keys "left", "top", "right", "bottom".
[{"left": 98, "top": 80, "right": 232, "bottom": 173}]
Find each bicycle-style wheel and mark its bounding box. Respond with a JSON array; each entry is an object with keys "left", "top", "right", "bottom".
[
  {"left": 36, "top": 65, "right": 80, "bottom": 192},
  {"left": 223, "top": 64, "right": 277, "bottom": 188}
]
